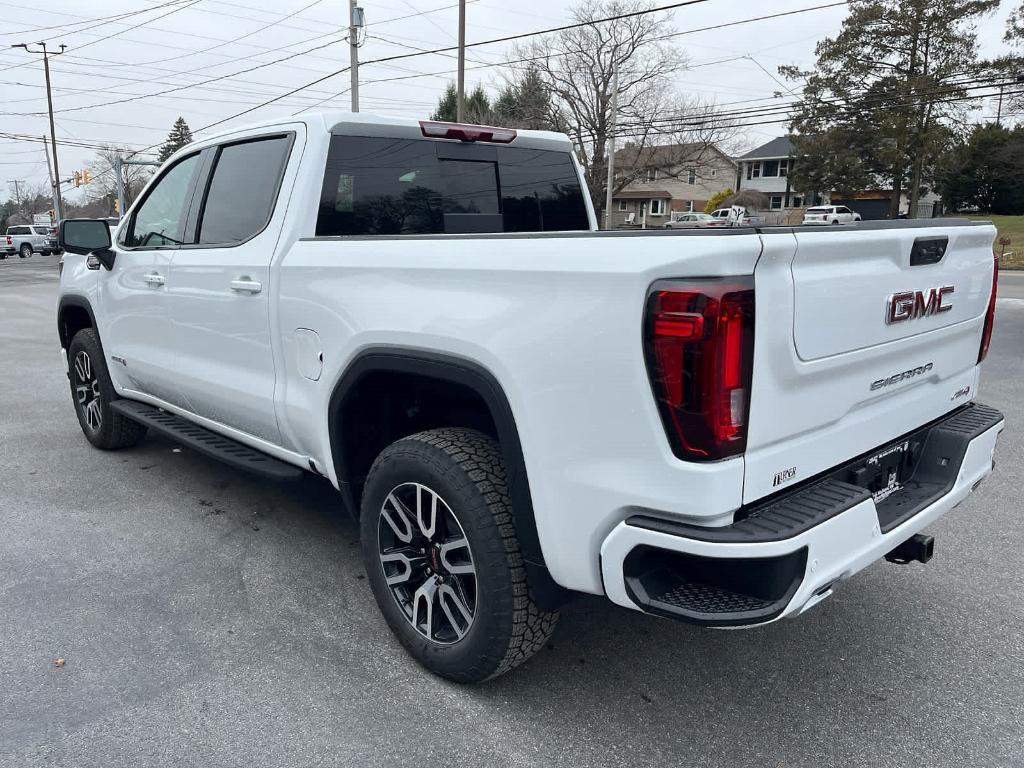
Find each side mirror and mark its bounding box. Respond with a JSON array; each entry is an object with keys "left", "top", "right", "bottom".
[{"left": 59, "top": 219, "right": 115, "bottom": 269}]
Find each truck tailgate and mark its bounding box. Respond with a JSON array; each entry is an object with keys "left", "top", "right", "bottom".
[{"left": 743, "top": 221, "right": 996, "bottom": 504}]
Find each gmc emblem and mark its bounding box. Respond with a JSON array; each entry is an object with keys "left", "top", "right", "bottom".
[{"left": 886, "top": 286, "right": 954, "bottom": 324}]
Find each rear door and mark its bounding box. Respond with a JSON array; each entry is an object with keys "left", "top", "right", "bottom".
[
  {"left": 162, "top": 131, "right": 296, "bottom": 445},
  {"left": 743, "top": 222, "right": 996, "bottom": 503}
]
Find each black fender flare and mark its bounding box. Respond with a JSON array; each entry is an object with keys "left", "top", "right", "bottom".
[
  {"left": 57, "top": 294, "right": 99, "bottom": 350},
  {"left": 327, "top": 348, "right": 569, "bottom": 609}
]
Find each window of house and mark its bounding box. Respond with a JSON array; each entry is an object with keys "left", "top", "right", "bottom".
[
  {"left": 746, "top": 161, "right": 761, "bottom": 180},
  {"left": 762, "top": 160, "right": 779, "bottom": 177},
  {"left": 686, "top": 169, "right": 696, "bottom": 185},
  {"left": 770, "top": 195, "right": 783, "bottom": 210},
  {"left": 197, "top": 135, "right": 292, "bottom": 245},
  {"left": 685, "top": 200, "right": 694, "bottom": 212},
  {"left": 649, "top": 199, "right": 666, "bottom": 215},
  {"left": 618, "top": 200, "right": 627, "bottom": 211},
  {"left": 779, "top": 159, "right": 789, "bottom": 177},
  {"left": 710, "top": 168, "right": 717, "bottom": 177},
  {"left": 646, "top": 168, "right": 657, "bottom": 182},
  {"left": 791, "top": 196, "right": 803, "bottom": 208}
]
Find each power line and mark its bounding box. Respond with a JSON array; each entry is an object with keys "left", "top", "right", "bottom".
[
  {"left": 0, "top": 0, "right": 192, "bottom": 38},
  {"left": 129, "top": 0, "right": 849, "bottom": 153},
  {"left": 0, "top": 0, "right": 201, "bottom": 74}
]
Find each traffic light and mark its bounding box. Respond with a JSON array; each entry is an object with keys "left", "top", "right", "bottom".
[
  {"left": 73, "top": 170, "right": 81, "bottom": 187},
  {"left": 82, "top": 168, "right": 91, "bottom": 185}
]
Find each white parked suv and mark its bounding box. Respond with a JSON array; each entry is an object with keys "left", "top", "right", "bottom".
[
  {"left": 802, "top": 205, "right": 862, "bottom": 224},
  {"left": 56, "top": 113, "right": 1003, "bottom": 682}
]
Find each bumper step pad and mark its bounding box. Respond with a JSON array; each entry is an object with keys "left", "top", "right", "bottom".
[
  {"left": 110, "top": 400, "right": 303, "bottom": 481},
  {"left": 621, "top": 402, "right": 1003, "bottom": 627}
]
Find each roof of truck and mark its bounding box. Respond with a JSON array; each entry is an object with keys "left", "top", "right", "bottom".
[{"left": 193, "top": 111, "right": 574, "bottom": 153}]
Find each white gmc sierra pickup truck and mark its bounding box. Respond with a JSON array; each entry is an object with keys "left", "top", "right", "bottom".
[{"left": 56, "top": 112, "right": 1004, "bottom": 683}]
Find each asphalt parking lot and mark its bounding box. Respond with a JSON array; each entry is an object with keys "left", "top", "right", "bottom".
[{"left": 1, "top": 255, "right": 1022, "bottom": 768}]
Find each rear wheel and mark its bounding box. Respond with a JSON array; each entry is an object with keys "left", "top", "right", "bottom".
[
  {"left": 67, "top": 328, "right": 147, "bottom": 449},
  {"left": 19, "top": 243, "right": 31, "bottom": 258},
  {"left": 361, "top": 428, "right": 558, "bottom": 682}
]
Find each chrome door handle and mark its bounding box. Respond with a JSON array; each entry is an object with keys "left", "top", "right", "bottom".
[
  {"left": 230, "top": 277, "right": 262, "bottom": 294},
  {"left": 143, "top": 272, "right": 165, "bottom": 286}
]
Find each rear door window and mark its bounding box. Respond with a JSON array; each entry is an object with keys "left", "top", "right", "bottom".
[
  {"left": 197, "top": 135, "right": 292, "bottom": 245},
  {"left": 317, "top": 136, "right": 588, "bottom": 236}
]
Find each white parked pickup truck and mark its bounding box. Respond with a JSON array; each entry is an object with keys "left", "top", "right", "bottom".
[{"left": 56, "top": 113, "right": 1004, "bottom": 683}]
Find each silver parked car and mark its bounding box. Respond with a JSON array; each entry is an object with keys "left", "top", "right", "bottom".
[
  {"left": 4, "top": 224, "right": 56, "bottom": 258},
  {"left": 664, "top": 212, "right": 727, "bottom": 229}
]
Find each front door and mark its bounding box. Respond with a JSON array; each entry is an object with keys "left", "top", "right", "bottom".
[
  {"left": 163, "top": 133, "right": 295, "bottom": 446},
  {"left": 99, "top": 151, "right": 202, "bottom": 402}
]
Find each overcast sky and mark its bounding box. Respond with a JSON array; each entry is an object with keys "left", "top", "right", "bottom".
[{"left": 0, "top": 0, "right": 1018, "bottom": 205}]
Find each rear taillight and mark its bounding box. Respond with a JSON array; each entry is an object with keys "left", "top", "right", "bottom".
[
  {"left": 644, "top": 277, "right": 755, "bottom": 461},
  {"left": 978, "top": 254, "right": 998, "bottom": 363}
]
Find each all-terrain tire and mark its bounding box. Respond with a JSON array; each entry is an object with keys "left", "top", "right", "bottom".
[
  {"left": 67, "top": 328, "right": 147, "bottom": 450},
  {"left": 361, "top": 428, "right": 558, "bottom": 683}
]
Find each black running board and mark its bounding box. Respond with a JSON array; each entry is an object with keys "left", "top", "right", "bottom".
[{"left": 110, "top": 400, "right": 304, "bottom": 481}]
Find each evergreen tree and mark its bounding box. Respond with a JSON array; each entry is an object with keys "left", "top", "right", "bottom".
[
  {"left": 782, "top": 0, "right": 999, "bottom": 217},
  {"left": 937, "top": 124, "right": 1024, "bottom": 214},
  {"left": 158, "top": 117, "right": 194, "bottom": 163},
  {"left": 431, "top": 84, "right": 493, "bottom": 124},
  {"left": 493, "top": 67, "right": 557, "bottom": 130}
]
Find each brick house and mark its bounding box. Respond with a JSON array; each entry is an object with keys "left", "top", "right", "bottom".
[{"left": 609, "top": 143, "right": 737, "bottom": 228}]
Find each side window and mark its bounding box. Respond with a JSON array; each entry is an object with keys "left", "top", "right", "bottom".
[
  {"left": 197, "top": 135, "right": 291, "bottom": 245},
  {"left": 125, "top": 153, "right": 200, "bottom": 247}
]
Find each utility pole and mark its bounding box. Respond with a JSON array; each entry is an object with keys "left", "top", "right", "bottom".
[
  {"left": 42, "top": 136, "right": 55, "bottom": 207},
  {"left": 996, "top": 83, "right": 1004, "bottom": 127},
  {"left": 603, "top": 61, "right": 619, "bottom": 230},
  {"left": 349, "top": 1, "right": 364, "bottom": 112},
  {"left": 456, "top": 0, "right": 466, "bottom": 122},
  {"left": 12, "top": 42, "right": 66, "bottom": 220},
  {"left": 7, "top": 179, "right": 24, "bottom": 218}
]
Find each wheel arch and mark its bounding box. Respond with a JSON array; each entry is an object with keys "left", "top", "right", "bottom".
[
  {"left": 57, "top": 295, "right": 98, "bottom": 353},
  {"left": 327, "top": 348, "right": 568, "bottom": 608}
]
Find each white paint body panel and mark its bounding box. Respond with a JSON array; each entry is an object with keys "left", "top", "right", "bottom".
[{"left": 57, "top": 111, "right": 1002, "bottom": 603}]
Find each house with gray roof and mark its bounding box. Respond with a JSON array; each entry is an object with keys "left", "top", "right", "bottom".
[{"left": 735, "top": 136, "right": 821, "bottom": 222}]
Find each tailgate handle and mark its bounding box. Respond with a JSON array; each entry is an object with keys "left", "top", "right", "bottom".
[{"left": 910, "top": 236, "right": 948, "bottom": 266}]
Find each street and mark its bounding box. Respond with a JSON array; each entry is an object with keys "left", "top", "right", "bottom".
[{"left": 1, "top": 255, "right": 1022, "bottom": 768}]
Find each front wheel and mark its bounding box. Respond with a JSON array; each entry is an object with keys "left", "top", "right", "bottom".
[
  {"left": 67, "top": 328, "right": 147, "bottom": 450},
  {"left": 361, "top": 428, "right": 558, "bottom": 683}
]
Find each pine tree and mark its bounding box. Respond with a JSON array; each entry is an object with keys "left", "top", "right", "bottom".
[
  {"left": 431, "top": 84, "right": 493, "bottom": 124},
  {"left": 158, "top": 117, "right": 194, "bottom": 163},
  {"left": 783, "top": 0, "right": 999, "bottom": 217}
]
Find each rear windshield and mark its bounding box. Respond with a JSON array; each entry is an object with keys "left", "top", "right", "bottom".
[
  {"left": 316, "top": 136, "right": 589, "bottom": 236},
  {"left": 805, "top": 207, "right": 830, "bottom": 213}
]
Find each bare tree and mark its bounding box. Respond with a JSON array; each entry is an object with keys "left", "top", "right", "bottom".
[
  {"left": 7, "top": 181, "right": 50, "bottom": 223},
  {"left": 87, "top": 145, "right": 153, "bottom": 213},
  {"left": 512, "top": 0, "right": 736, "bottom": 218}
]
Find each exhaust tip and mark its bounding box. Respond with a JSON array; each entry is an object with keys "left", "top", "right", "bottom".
[{"left": 885, "top": 533, "right": 934, "bottom": 565}]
